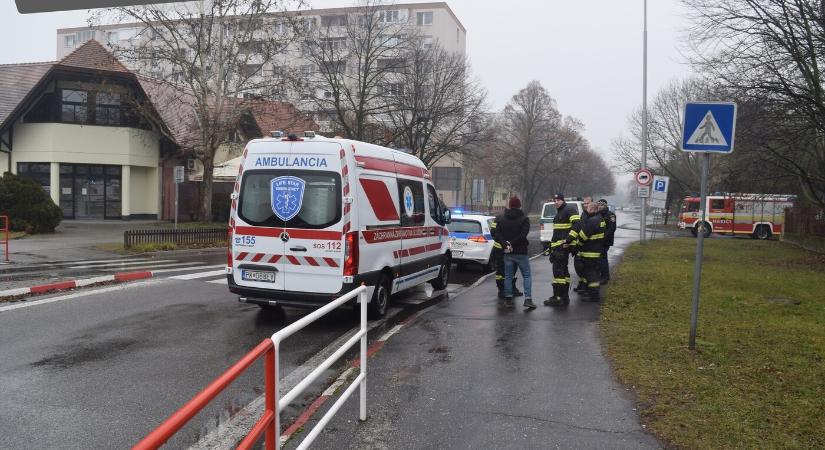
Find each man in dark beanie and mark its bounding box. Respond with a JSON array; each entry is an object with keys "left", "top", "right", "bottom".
[{"left": 494, "top": 196, "right": 535, "bottom": 309}]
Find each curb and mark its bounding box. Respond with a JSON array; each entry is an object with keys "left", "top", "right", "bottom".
[{"left": 0, "top": 271, "right": 154, "bottom": 301}]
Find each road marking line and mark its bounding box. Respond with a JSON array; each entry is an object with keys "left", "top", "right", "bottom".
[
  {"left": 321, "top": 367, "right": 356, "bottom": 397},
  {"left": 378, "top": 324, "right": 404, "bottom": 342},
  {"left": 71, "top": 259, "right": 176, "bottom": 269},
  {"left": 149, "top": 264, "right": 224, "bottom": 274},
  {"left": 45, "top": 257, "right": 155, "bottom": 266},
  {"left": 170, "top": 270, "right": 227, "bottom": 280},
  {"left": 0, "top": 279, "right": 163, "bottom": 313},
  {"left": 206, "top": 278, "right": 228, "bottom": 285},
  {"left": 74, "top": 276, "right": 115, "bottom": 287},
  {"left": 101, "top": 261, "right": 202, "bottom": 271}
]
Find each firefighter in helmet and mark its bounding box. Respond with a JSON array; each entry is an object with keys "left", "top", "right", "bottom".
[
  {"left": 545, "top": 193, "right": 582, "bottom": 307},
  {"left": 576, "top": 201, "right": 607, "bottom": 301}
]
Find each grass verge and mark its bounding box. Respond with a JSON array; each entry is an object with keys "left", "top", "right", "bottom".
[
  {"left": 94, "top": 240, "right": 226, "bottom": 253},
  {"left": 602, "top": 238, "right": 825, "bottom": 449}
]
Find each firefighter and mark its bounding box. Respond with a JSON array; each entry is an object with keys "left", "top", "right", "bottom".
[
  {"left": 577, "top": 201, "right": 606, "bottom": 302},
  {"left": 545, "top": 193, "right": 582, "bottom": 307},
  {"left": 598, "top": 199, "right": 617, "bottom": 284},
  {"left": 573, "top": 196, "right": 593, "bottom": 294},
  {"left": 492, "top": 212, "right": 522, "bottom": 299}
]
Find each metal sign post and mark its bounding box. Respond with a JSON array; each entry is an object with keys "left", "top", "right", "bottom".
[
  {"left": 174, "top": 166, "right": 185, "bottom": 230},
  {"left": 681, "top": 101, "right": 737, "bottom": 350}
]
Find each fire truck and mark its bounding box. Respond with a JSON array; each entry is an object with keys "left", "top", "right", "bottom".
[{"left": 678, "top": 193, "right": 795, "bottom": 239}]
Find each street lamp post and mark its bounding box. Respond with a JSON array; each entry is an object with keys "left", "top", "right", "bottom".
[{"left": 640, "top": 0, "right": 649, "bottom": 243}]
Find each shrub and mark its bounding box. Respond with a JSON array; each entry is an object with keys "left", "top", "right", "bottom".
[{"left": 0, "top": 173, "right": 62, "bottom": 233}]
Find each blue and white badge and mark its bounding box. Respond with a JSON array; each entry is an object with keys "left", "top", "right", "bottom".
[
  {"left": 403, "top": 186, "right": 414, "bottom": 217},
  {"left": 271, "top": 176, "right": 305, "bottom": 221}
]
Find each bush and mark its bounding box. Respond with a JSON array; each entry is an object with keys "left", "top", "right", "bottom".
[{"left": 0, "top": 173, "right": 62, "bottom": 233}]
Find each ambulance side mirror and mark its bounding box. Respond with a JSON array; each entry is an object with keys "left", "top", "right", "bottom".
[
  {"left": 230, "top": 193, "right": 239, "bottom": 200},
  {"left": 442, "top": 209, "right": 451, "bottom": 225}
]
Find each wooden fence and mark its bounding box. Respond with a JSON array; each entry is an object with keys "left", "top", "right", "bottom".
[
  {"left": 783, "top": 206, "right": 825, "bottom": 253},
  {"left": 124, "top": 228, "right": 228, "bottom": 249}
]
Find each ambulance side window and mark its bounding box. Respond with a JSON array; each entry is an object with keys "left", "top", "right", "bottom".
[
  {"left": 427, "top": 184, "right": 441, "bottom": 224},
  {"left": 398, "top": 179, "right": 425, "bottom": 227}
]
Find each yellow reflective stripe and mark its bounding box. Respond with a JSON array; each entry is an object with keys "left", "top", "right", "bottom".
[
  {"left": 495, "top": 275, "right": 504, "bottom": 280},
  {"left": 569, "top": 215, "right": 581, "bottom": 221},
  {"left": 581, "top": 252, "right": 601, "bottom": 258},
  {"left": 568, "top": 230, "right": 579, "bottom": 238},
  {"left": 490, "top": 222, "right": 497, "bottom": 228},
  {"left": 554, "top": 223, "right": 572, "bottom": 229},
  {"left": 553, "top": 278, "right": 570, "bottom": 284},
  {"left": 590, "top": 233, "right": 604, "bottom": 239},
  {"left": 587, "top": 281, "right": 601, "bottom": 288},
  {"left": 493, "top": 242, "right": 502, "bottom": 249},
  {"left": 600, "top": 221, "right": 606, "bottom": 227},
  {"left": 550, "top": 241, "right": 564, "bottom": 247},
  {"left": 579, "top": 232, "right": 589, "bottom": 241}
]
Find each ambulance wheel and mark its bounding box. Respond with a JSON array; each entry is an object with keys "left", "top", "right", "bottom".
[
  {"left": 368, "top": 276, "right": 390, "bottom": 319},
  {"left": 430, "top": 258, "right": 451, "bottom": 291},
  {"left": 753, "top": 225, "right": 772, "bottom": 240}
]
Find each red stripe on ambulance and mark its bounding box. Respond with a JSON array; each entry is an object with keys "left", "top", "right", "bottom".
[{"left": 235, "top": 226, "right": 342, "bottom": 240}]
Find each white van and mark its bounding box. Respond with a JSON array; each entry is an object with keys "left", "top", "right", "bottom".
[
  {"left": 226, "top": 132, "right": 452, "bottom": 318},
  {"left": 539, "top": 200, "right": 584, "bottom": 250}
]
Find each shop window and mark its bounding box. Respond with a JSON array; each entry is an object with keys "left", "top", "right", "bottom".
[
  {"left": 17, "top": 162, "right": 51, "bottom": 193},
  {"left": 95, "top": 92, "right": 122, "bottom": 126}
]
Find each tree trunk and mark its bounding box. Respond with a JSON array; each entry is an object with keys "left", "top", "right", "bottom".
[{"left": 199, "top": 152, "right": 215, "bottom": 222}]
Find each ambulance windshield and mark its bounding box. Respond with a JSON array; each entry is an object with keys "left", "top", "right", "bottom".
[{"left": 239, "top": 170, "right": 342, "bottom": 229}]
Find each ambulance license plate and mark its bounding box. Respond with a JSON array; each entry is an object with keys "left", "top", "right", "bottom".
[
  {"left": 241, "top": 269, "right": 276, "bottom": 283},
  {"left": 452, "top": 251, "right": 463, "bottom": 257}
]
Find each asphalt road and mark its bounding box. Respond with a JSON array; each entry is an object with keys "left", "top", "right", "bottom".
[{"left": 0, "top": 225, "right": 545, "bottom": 449}]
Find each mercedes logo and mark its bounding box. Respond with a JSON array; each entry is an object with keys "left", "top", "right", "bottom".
[{"left": 280, "top": 231, "right": 290, "bottom": 242}]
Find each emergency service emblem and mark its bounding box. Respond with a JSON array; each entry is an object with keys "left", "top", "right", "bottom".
[
  {"left": 403, "top": 186, "right": 414, "bottom": 217},
  {"left": 271, "top": 176, "right": 305, "bottom": 221}
]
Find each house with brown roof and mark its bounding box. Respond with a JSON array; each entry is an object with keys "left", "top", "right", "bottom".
[{"left": 0, "top": 40, "right": 316, "bottom": 220}]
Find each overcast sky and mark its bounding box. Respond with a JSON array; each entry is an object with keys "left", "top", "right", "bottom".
[{"left": 0, "top": 0, "right": 692, "bottom": 171}]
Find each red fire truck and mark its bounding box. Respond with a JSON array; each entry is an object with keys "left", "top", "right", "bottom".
[{"left": 678, "top": 193, "right": 795, "bottom": 239}]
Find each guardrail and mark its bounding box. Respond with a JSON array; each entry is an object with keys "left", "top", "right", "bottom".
[
  {"left": 133, "top": 285, "right": 369, "bottom": 449},
  {"left": 1, "top": 215, "right": 8, "bottom": 262},
  {"left": 133, "top": 338, "right": 276, "bottom": 450},
  {"left": 124, "top": 228, "right": 227, "bottom": 249},
  {"left": 271, "top": 285, "right": 369, "bottom": 450}
]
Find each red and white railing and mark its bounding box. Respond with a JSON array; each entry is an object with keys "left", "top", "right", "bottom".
[{"left": 133, "top": 285, "right": 369, "bottom": 450}]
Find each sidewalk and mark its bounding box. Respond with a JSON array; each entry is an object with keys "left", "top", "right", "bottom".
[{"left": 287, "top": 237, "right": 660, "bottom": 448}]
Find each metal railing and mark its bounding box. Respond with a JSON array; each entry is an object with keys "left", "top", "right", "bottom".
[
  {"left": 1, "top": 215, "right": 8, "bottom": 262},
  {"left": 272, "top": 285, "right": 369, "bottom": 450},
  {"left": 133, "top": 339, "right": 277, "bottom": 450},
  {"left": 124, "top": 228, "right": 228, "bottom": 249},
  {"left": 133, "top": 285, "right": 369, "bottom": 450}
]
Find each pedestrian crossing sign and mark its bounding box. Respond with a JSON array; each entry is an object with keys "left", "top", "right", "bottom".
[{"left": 681, "top": 102, "right": 737, "bottom": 153}]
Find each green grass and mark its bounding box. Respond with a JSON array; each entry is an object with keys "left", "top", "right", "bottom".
[
  {"left": 783, "top": 232, "right": 825, "bottom": 254},
  {"left": 95, "top": 240, "right": 227, "bottom": 253},
  {"left": 8, "top": 231, "right": 27, "bottom": 239},
  {"left": 601, "top": 238, "right": 825, "bottom": 449}
]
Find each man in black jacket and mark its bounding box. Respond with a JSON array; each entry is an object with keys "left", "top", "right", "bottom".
[{"left": 495, "top": 196, "right": 535, "bottom": 310}]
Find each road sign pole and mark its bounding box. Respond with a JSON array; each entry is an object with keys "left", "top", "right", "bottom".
[
  {"left": 174, "top": 182, "right": 179, "bottom": 230},
  {"left": 689, "top": 152, "right": 710, "bottom": 350}
]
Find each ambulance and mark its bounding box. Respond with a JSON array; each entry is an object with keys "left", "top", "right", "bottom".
[
  {"left": 678, "top": 193, "right": 795, "bottom": 239},
  {"left": 226, "top": 131, "right": 452, "bottom": 318}
]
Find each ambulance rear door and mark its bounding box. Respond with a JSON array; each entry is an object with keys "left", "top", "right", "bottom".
[{"left": 278, "top": 142, "right": 347, "bottom": 295}]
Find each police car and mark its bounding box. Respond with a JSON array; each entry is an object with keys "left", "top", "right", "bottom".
[{"left": 446, "top": 212, "right": 496, "bottom": 271}]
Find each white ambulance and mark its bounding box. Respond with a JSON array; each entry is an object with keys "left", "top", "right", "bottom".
[{"left": 226, "top": 132, "right": 452, "bottom": 318}]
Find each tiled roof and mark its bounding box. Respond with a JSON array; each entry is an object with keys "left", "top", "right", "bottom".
[
  {"left": 56, "top": 40, "right": 130, "bottom": 74},
  {"left": 0, "top": 62, "right": 53, "bottom": 129},
  {"left": 134, "top": 75, "right": 203, "bottom": 150},
  {"left": 246, "top": 100, "right": 318, "bottom": 137}
]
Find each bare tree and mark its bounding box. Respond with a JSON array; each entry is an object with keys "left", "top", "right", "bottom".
[
  {"left": 684, "top": 0, "right": 825, "bottom": 208},
  {"left": 382, "top": 39, "right": 488, "bottom": 167},
  {"left": 91, "top": 0, "right": 302, "bottom": 221},
  {"left": 300, "top": 0, "right": 411, "bottom": 142}
]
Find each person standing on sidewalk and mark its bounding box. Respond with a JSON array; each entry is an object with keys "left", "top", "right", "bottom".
[
  {"left": 576, "top": 202, "right": 607, "bottom": 302},
  {"left": 490, "top": 218, "right": 522, "bottom": 299},
  {"left": 545, "top": 193, "right": 582, "bottom": 307},
  {"left": 573, "top": 196, "right": 594, "bottom": 294},
  {"left": 496, "top": 196, "right": 535, "bottom": 310},
  {"left": 598, "top": 199, "right": 617, "bottom": 284}
]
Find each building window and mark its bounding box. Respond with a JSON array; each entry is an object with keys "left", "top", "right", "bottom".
[
  {"left": 421, "top": 35, "right": 433, "bottom": 49},
  {"left": 16, "top": 163, "right": 51, "bottom": 193},
  {"left": 273, "top": 21, "right": 288, "bottom": 34},
  {"left": 416, "top": 12, "right": 433, "bottom": 26},
  {"left": 95, "top": 92, "right": 122, "bottom": 126},
  {"left": 320, "top": 60, "right": 346, "bottom": 75},
  {"left": 302, "top": 17, "right": 317, "bottom": 31},
  {"left": 61, "top": 89, "right": 88, "bottom": 124},
  {"left": 106, "top": 31, "right": 119, "bottom": 44},
  {"left": 64, "top": 35, "right": 76, "bottom": 48},
  {"left": 75, "top": 30, "right": 95, "bottom": 44},
  {"left": 378, "top": 83, "right": 404, "bottom": 96},
  {"left": 242, "top": 64, "right": 262, "bottom": 77},
  {"left": 377, "top": 58, "right": 406, "bottom": 73},
  {"left": 321, "top": 15, "right": 348, "bottom": 27},
  {"left": 380, "top": 10, "right": 401, "bottom": 23},
  {"left": 380, "top": 35, "right": 402, "bottom": 48},
  {"left": 300, "top": 64, "right": 314, "bottom": 77},
  {"left": 321, "top": 37, "right": 347, "bottom": 53}
]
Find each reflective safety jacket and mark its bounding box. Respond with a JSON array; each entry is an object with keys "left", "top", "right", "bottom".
[
  {"left": 551, "top": 203, "right": 582, "bottom": 248},
  {"left": 577, "top": 214, "right": 606, "bottom": 258},
  {"left": 490, "top": 219, "right": 502, "bottom": 250}
]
